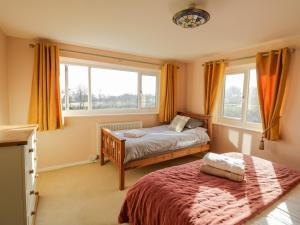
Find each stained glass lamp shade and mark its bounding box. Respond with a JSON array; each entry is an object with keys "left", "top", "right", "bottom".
[{"left": 173, "top": 7, "right": 210, "bottom": 28}]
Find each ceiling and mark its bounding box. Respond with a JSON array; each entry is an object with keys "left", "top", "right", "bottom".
[{"left": 0, "top": 0, "right": 300, "bottom": 60}]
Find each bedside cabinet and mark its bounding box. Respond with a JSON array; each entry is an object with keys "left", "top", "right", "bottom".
[{"left": 0, "top": 125, "right": 39, "bottom": 225}]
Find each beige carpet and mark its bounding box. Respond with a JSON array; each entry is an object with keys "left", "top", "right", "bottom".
[{"left": 36, "top": 156, "right": 200, "bottom": 225}]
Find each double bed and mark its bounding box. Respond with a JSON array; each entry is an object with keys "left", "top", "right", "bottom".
[
  {"left": 119, "top": 152, "right": 300, "bottom": 225},
  {"left": 100, "top": 112, "right": 212, "bottom": 190}
]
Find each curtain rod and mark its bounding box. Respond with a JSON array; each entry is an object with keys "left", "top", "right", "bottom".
[
  {"left": 29, "top": 43, "right": 180, "bottom": 69},
  {"left": 202, "top": 48, "right": 296, "bottom": 66}
]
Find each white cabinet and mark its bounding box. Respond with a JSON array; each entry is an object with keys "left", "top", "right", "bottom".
[{"left": 0, "top": 125, "right": 39, "bottom": 225}]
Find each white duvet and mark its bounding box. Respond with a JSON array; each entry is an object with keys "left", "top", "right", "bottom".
[{"left": 114, "top": 125, "right": 210, "bottom": 163}]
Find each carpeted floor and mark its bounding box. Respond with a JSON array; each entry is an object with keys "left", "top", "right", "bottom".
[{"left": 36, "top": 156, "right": 200, "bottom": 225}]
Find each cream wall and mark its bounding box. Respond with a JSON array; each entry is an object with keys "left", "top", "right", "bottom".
[
  {"left": 6, "top": 37, "right": 188, "bottom": 170},
  {"left": 186, "top": 36, "right": 300, "bottom": 169},
  {"left": 9, "top": 33, "right": 300, "bottom": 170},
  {"left": 0, "top": 30, "right": 8, "bottom": 124}
]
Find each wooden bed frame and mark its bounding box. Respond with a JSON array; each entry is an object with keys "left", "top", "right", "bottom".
[{"left": 100, "top": 112, "right": 212, "bottom": 190}]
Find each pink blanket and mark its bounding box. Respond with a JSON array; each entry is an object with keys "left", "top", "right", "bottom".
[{"left": 119, "top": 153, "right": 300, "bottom": 225}]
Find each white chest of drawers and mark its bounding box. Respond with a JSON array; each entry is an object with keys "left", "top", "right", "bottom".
[{"left": 0, "top": 125, "right": 39, "bottom": 225}]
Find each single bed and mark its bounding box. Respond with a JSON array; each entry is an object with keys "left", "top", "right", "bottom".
[
  {"left": 100, "top": 112, "right": 212, "bottom": 190},
  {"left": 118, "top": 152, "right": 300, "bottom": 225},
  {"left": 114, "top": 125, "right": 210, "bottom": 164}
]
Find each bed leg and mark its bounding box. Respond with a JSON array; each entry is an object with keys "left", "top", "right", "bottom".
[
  {"left": 100, "top": 151, "right": 105, "bottom": 166},
  {"left": 119, "top": 167, "right": 125, "bottom": 190}
]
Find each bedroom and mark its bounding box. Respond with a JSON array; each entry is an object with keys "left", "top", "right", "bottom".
[{"left": 0, "top": 0, "right": 300, "bottom": 225}]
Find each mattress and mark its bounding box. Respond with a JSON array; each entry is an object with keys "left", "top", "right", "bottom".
[
  {"left": 118, "top": 153, "right": 300, "bottom": 225},
  {"left": 114, "top": 125, "right": 210, "bottom": 163}
]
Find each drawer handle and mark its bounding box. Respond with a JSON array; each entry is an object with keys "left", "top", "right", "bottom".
[
  {"left": 29, "top": 149, "right": 34, "bottom": 153},
  {"left": 29, "top": 170, "right": 34, "bottom": 174},
  {"left": 31, "top": 211, "right": 36, "bottom": 216},
  {"left": 30, "top": 190, "right": 38, "bottom": 195}
]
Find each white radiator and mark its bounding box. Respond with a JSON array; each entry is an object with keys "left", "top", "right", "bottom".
[{"left": 96, "top": 121, "right": 143, "bottom": 155}]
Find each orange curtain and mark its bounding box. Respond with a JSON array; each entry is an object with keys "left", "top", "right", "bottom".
[
  {"left": 28, "top": 42, "right": 63, "bottom": 131},
  {"left": 204, "top": 61, "right": 225, "bottom": 115},
  {"left": 256, "top": 48, "right": 290, "bottom": 140},
  {"left": 159, "top": 64, "right": 177, "bottom": 123}
]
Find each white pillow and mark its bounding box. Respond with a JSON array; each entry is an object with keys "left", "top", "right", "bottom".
[
  {"left": 169, "top": 115, "right": 190, "bottom": 132},
  {"left": 123, "top": 129, "right": 146, "bottom": 138}
]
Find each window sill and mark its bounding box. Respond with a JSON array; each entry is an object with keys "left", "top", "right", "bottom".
[
  {"left": 213, "top": 122, "right": 262, "bottom": 133},
  {"left": 62, "top": 111, "right": 159, "bottom": 118}
]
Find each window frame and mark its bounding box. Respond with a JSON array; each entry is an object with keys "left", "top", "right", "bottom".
[
  {"left": 60, "top": 60, "right": 160, "bottom": 116},
  {"left": 216, "top": 63, "right": 262, "bottom": 131}
]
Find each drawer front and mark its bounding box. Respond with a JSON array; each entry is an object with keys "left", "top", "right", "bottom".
[
  {"left": 26, "top": 192, "right": 38, "bottom": 225},
  {"left": 25, "top": 134, "right": 37, "bottom": 170},
  {"left": 25, "top": 150, "right": 37, "bottom": 191},
  {"left": 27, "top": 132, "right": 37, "bottom": 151},
  {"left": 27, "top": 214, "right": 33, "bottom": 225},
  {"left": 26, "top": 180, "right": 36, "bottom": 211},
  {"left": 26, "top": 184, "right": 36, "bottom": 216},
  {"left": 26, "top": 164, "right": 37, "bottom": 195},
  {"left": 25, "top": 146, "right": 36, "bottom": 172}
]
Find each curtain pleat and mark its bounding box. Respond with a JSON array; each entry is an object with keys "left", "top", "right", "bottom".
[
  {"left": 28, "top": 42, "right": 63, "bottom": 131},
  {"left": 204, "top": 61, "right": 225, "bottom": 115},
  {"left": 256, "top": 48, "right": 290, "bottom": 140},
  {"left": 159, "top": 64, "right": 177, "bottom": 123}
]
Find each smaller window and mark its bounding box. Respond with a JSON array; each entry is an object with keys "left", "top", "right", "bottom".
[
  {"left": 222, "top": 73, "right": 244, "bottom": 120},
  {"left": 59, "top": 64, "right": 66, "bottom": 111},
  {"left": 141, "top": 74, "right": 158, "bottom": 108},
  {"left": 217, "top": 64, "right": 262, "bottom": 130},
  {"left": 246, "top": 69, "right": 261, "bottom": 123}
]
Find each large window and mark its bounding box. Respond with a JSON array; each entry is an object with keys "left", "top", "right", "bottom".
[
  {"left": 218, "top": 64, "right": 261, "bottom": 130},
  {"left": 60, "top": 62, "right": 159, "bottom": 115}
]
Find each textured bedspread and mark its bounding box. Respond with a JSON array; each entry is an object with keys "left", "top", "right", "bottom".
[
  {"left": 114, "top": 125, "right": 210, "bottom": 163},
  {"left": 119, "top": 153, "right": 300, "bottom": 225}
]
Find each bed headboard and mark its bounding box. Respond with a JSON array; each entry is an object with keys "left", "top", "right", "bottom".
[{"left": 177, "top": 112, "right": 212, "bottom": 140}]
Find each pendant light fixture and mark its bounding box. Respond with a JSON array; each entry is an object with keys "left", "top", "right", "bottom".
[{"left": 173, "top": 4, "right": 210, "bottom": 28}]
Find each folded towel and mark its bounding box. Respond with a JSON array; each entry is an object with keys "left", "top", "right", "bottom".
[
  {"left": 201, "top": 164, "right": 244, "bottom": 182},
  {"left": 203, "top": 153, "right": 245, "bottom": 176},
  {"left": 123, "top": 129, "right": 146, "bottom": 138}
]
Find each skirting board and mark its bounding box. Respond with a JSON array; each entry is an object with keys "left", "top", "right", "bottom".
[{"left": 38, "top": 160, "right": 96, "bottom": 173}]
